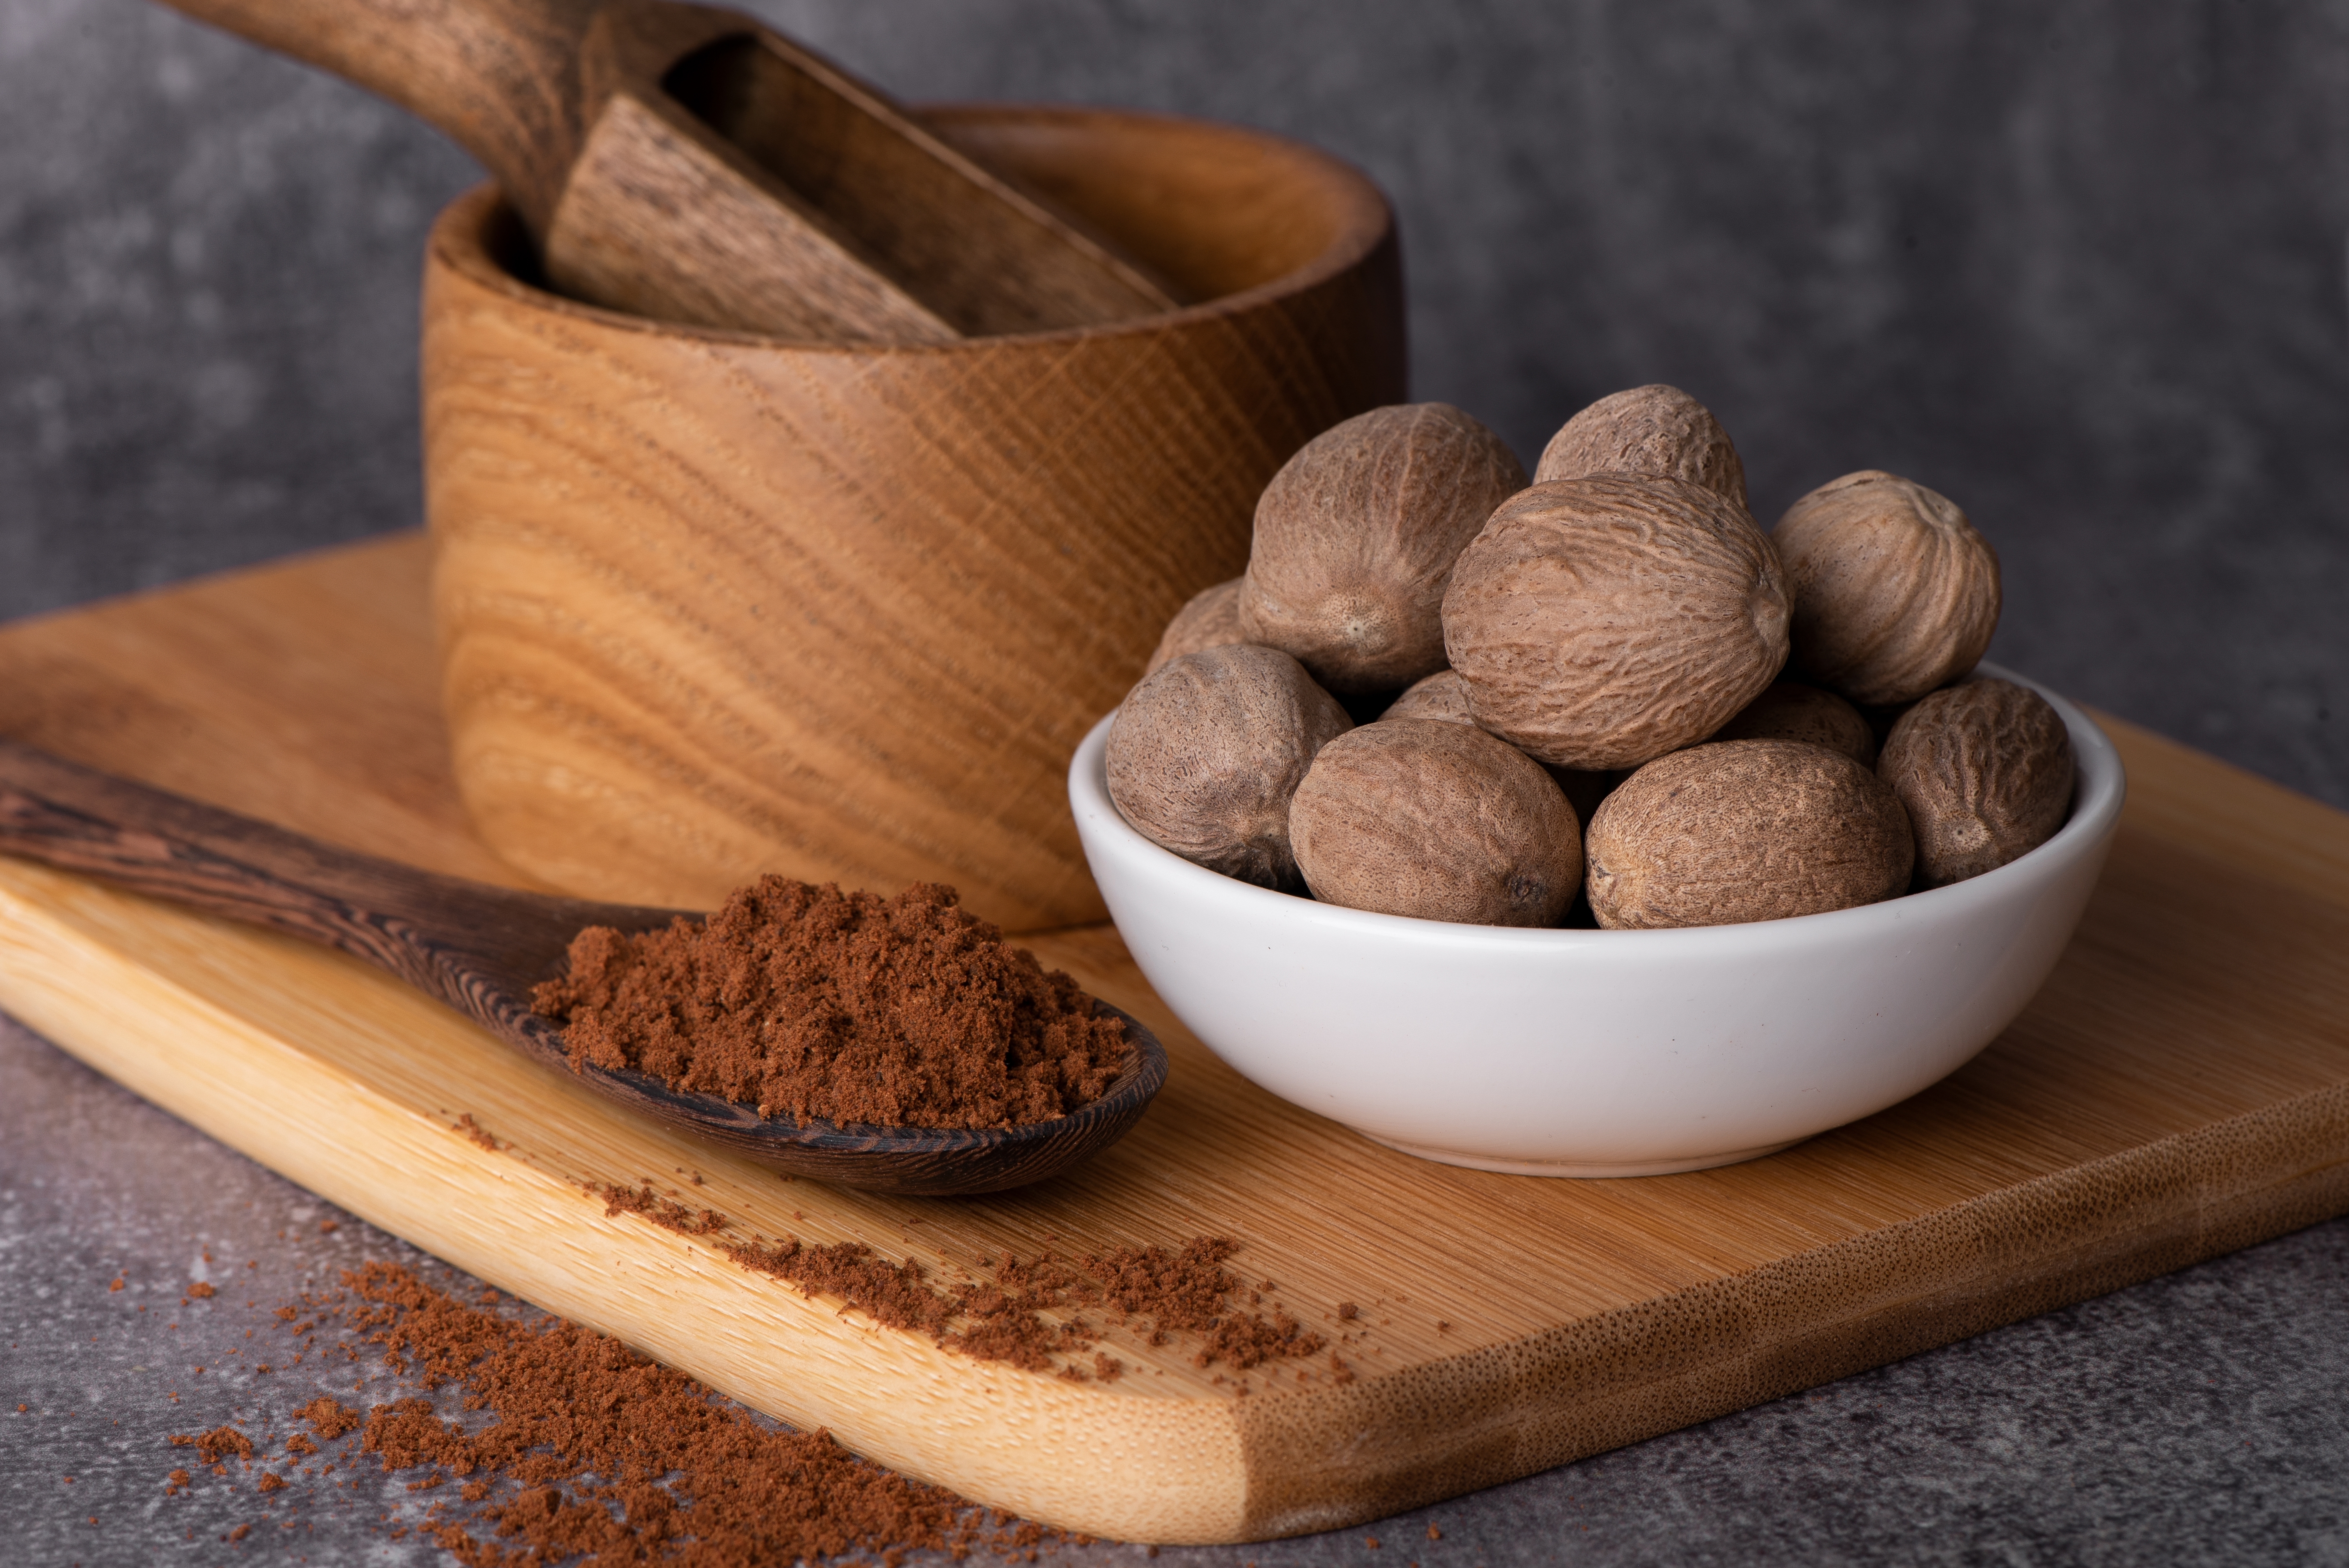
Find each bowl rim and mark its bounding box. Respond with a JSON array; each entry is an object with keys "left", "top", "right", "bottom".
[{"left": 1070, "top": 662, "right": 2127, "bottom": 950}]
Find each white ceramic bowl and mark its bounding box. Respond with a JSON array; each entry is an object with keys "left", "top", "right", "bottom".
[{"left": 1068, "top": 665, "right": 2125, "bottom": 1176}]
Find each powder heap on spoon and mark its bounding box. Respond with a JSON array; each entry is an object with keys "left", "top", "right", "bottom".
[{"left": 532, "top": 877, "right": 1130, "bottom": 1130}]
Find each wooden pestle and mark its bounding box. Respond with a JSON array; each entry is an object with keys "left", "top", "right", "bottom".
[{"left": 155, "top": 0, "right": 1184, "bottom": 340}]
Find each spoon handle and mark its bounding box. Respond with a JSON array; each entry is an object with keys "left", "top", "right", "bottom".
[
  {"left": 0, "top": 739, "right": 624, "bottom": 1037},
  {"left": 0, "top": 741, "right": 1169, "bottom": 1192}
]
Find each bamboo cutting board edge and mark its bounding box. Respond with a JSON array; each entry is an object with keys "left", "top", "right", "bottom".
[
  {"left": 0, "top": 857, "right": 1258, "bottom": 1543},
  {"left": 1221, "top": 1081, "right": 2349, "bottom": 1537},
  {"left": 7, "top": 856, "right": 2347, "bottom": 1542},
  {"left": 4, "top": 531, "right": 2349, "bottom": 1542}
]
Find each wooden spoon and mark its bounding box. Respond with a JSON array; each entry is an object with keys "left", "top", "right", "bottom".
[
  {"left": 154, "top": 0, "right": 1183, "bottom": 340},
  {"left": 0, "top": 740, "right": 1167, "bottom": 1196}
]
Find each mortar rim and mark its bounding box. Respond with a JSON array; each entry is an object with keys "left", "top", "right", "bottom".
[{"left": 426, "top": 101, "right": 1399, "bottom": 354}]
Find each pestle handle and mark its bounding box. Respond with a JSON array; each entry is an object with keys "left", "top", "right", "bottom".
[
  {"left": 147, "top": 0, "right": 1183, "bottom": 341},
  {"left": 154, "top": 0, "right": 595, "bottom": 232}
]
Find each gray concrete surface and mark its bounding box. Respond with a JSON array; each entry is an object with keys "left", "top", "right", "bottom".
[
  {"left": 7, "top": 1011, "right": 2348, "bottom": 1566},
  {"left": 3, "top": 0, "right": 2348, "bottom": 1562}
]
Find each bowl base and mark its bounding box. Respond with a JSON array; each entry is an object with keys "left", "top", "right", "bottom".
[{"left": 1357, "top": 1132, "right": 1808, "bottom": 1178}]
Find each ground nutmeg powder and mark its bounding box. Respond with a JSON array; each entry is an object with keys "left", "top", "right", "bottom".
[
  {"left": 597, "top": 1183, "right": 1333, "bottom": 1384},
  {"left": 533, "top": 877, "right": 1130, "bottom": 1130},
  {"left": 143, "top": 1223, "right": 1344, "bottom": 1555},
  {"left": 163, "top": 1262, "right": 1078, "bottom": 1565}
]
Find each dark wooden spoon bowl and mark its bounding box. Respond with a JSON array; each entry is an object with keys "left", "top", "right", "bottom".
[{"left": 0, "top": 739, "right": 1166, "bottom": 1196}]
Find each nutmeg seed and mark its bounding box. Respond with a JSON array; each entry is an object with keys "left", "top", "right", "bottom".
[
  {"left": 1105, "top": 644, "right": 1352, "bottom": 891},
  {"left": 1584, "top": 739, "right": 1914, "bottom": 928},
  {"left": 1710, "top": 680, "right": 1878, "bottom": 766},
  {"left": 1381, "top": 669, "right": 1618, "bottom": 823},
  {"left": 1238, "top": 403, "right": 1527, "bottom": 695},
  {"left": 1379, "top": 667, "right": 1478, "bottom": 727},
  {"left": 1878, "top": 677, "right": 2073, "bottom": 887},
  {"left": 1145, "top": 577, "right": 1246, "bottom": 675},
  {"left": 1534, "top": 383, "right": 1748, "bottom": 510},
  {"left": 1290, "top": 718, "right": 1582, "bottom": 926},
  {"left": 1442, "top": 474, "right": 1790, "bottom": 770},
  {"left": 1774, "top": 469, "right": 2002, "bottom": 707}
]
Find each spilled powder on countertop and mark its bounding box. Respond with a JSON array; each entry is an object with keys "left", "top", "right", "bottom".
[{"left": 162, "top": 1263, "right": 1084, "bottom": 1565}]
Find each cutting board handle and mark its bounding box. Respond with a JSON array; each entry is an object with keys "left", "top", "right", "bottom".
[{"left": 154, "top": 0, "right": 595, "bottom": 230}]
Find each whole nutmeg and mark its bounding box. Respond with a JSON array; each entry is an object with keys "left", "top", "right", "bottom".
[
  {"left": 1879, "top": 677, "right": 2073, "bottom": 887},
  {"left": 1774, "top": 469, "right": 2001, "bottom": 707},
  {"left": 1238, "top": 403, "right": 1528, "bottom": 695},
  {"left": 1711, "top": 680, "right": 1878, "bottom": 767},
  {"left": 1442, "top": 474, "right": 1790, "bottom": 770},
  {"left": 1106, "top": 644, "right": 1352, "bottom": 891},
  {"left": 1379, "top": 667, "right": 1478, "bottom": 726},
  {"left": 1534, "top": 383, "right": 1748, "bottom": 509},
  {"left": 1145, "top": 578, "right": 1245, "bottom": 675},
  {"left": 1290, "top": 718, "right": 1582, "bottom": 926},
  {"left": 1381, "top": 669, "right": 1617, "bottom": 822},
  {"left": 1585, "top": 740, "right": 1914, "bottom": 928}
]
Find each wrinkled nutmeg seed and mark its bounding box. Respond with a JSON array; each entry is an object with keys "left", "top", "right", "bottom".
[
  {"left": 1380, "top": 667, "right": 1479, "bottom": 727},
  {"left": 1290, "top": 718, "right": 1582, "bottom": 926},
  {"left": 1106, "top": 644, "right": 1352, "bottom": 891},
  {"left": 1381, "top": 669, "right": 1618, "bottom": 822},
  {"left": 1774, "top": 469, "right": 2002, "bottom": 707},
  {"left": 1878, "top": 677, "right": 2073, "bottom": 887},
  {"left": 1145, "top": 577, "right": 1246, "bottom": 675},
  {"left": 1534, "top": 383, "right": 1748, "bottom": 509},
  {"left": 1238, "top": 403, "right": 1527, "bottom": 695},
  {"left": 1711, "top": 680, "right": 1878, "bottom": 766},
  {"left": 1442, "top": 474, "right": 1790, "bottom": 770},
  {"left": 1585, "top": 739, "right": 1914, "bottom": 928}
]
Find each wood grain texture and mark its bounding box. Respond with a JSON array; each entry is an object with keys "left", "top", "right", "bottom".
[
  {"left": 654, "top": 25, "right": 1186, "bottom": 332},
  {"left": 155, "top": 0, "right": 1177, "bottom": 339},
  {"left": 2, "top": 535, "right": 2346, "bottom": 1541},
  {"left": 423, "top": 107, "right": 1406, "bottom": 928},
  {"left": 545, "top": 82, "right": 966, "bottom": 343},
  {"left": 157, "top": 0, "right": 594, "bottom": 231}
]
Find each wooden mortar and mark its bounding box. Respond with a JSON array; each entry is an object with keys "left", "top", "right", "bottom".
[{"left": 422, "top": 104, "right": 1405, "bottom": 929}]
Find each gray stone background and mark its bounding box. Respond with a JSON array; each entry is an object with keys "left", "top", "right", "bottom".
[
  {"left": 3, "top": 0, "right": 2347, "bottom": 1563},
  {"left": 5, "top": 0, "right": 2345, "bottom": 802}
]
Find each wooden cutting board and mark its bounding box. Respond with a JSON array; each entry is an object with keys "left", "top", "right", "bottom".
[{"left": 2, "top": 533, "right": 2345, "bottom": 1545}]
